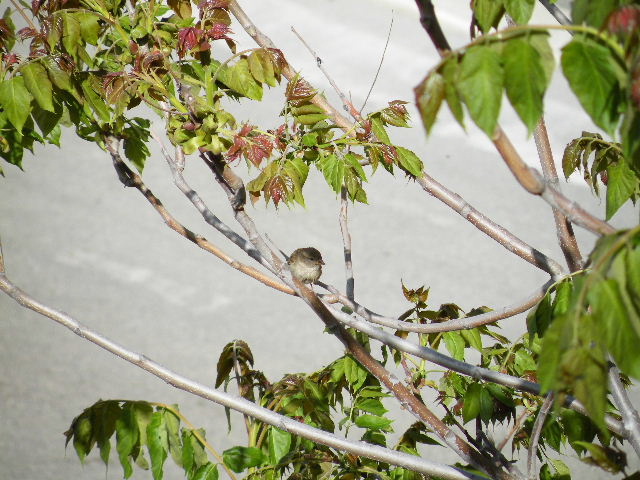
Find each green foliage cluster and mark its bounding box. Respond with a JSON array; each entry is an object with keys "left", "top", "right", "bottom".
[{"left": 2, "top": 0, "right": 640, "bottom": 479}]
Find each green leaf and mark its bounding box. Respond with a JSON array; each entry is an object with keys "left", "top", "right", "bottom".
[
  {"left": 20, "top": 61, "right": 55, "bottom": 112},
  {"left": 415, "top": 71, "right": 445, "bottom": 134},
  {"left": 502, "top": 38, "right": 547, "bottom": 134},
  {"left": 0, "top": 76, "right": 33, "bottom": 131},
  {"left": 318, "top": 153, "right": 344, "bottom": 193},
  {"left": 443, "top": 331, "right": 465, "bottom": 360},
  {"left": 76, "top": 11, "right": 101, "bottom": 45},
  {"left": 116, "top": 406, "right": 139, "bottom": 478},
  {"left": 60, "top": 11, "right": 81, "bottom": 61},
  {"left": 356, "top": 397, "right": 388, "bottom": 416},
  {"left": 561, "top": 35, "right": 625, "bottom": 135},
  {"left": 473, "top": 0, "right": 505, "bottom": 32},
  {"left": 223, "top": 446, "right": 265, "bottom": 473},
  {"left": 343, "top": 355, "right": 368, "bottom": 390},
  {"left": 606, "top": 159, "right": 639, "bottom": 219},
  {"left": 192, "top": 463, "right": 219, "bottom": 480},
  {"left": 459, "top": 45, "right": 503, "bottom": 137},
  {"left": 354, "top": 414, "right": 393, "bottom": 431},
  {"left": 147, "top": 412, "right": 168, "bottom": 480},
  {"left": 217, "top": 58, "right": 263, "bottom": 100},
  {"left": 462, "top": 383, "right": 481, "bottom": 423},
  {"left": 123, "top": 119, "right": 151, "bottom": 173},
  {"left": 248, "top": 49, "right": 277, "bottom": 87},
  {"left": 441, "top": 57, "right": 465, "bottom": 128},
  {"left": 572, "top": 0, "right": 620, "bottom": 28},
  {"left": 268, "top": 428, "right": 291, "bottom": 465},
  {"left": 370, "top": 115, "right": 391, "bottom": 145},
  {"left": 395, "top": 146, "right": 424, "bottom": 177},
  {"left": 503, "top": 0, "right": 535, "bottom": 24},
  {"left": 589, "top": 279, "right": 640, "bottom": 379},
  {"left": 538, "top": 313, "right": 573, "bottom": 392},
  {"left": 460, "top": 328, "right": 482, "bottom": 351}
]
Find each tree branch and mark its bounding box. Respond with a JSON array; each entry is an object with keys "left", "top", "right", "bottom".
[
  {"left": 104, "top": 136, "right": 294, "bottom": 295},
  {"left": 533, "top": 110, "right": 583, "bottom": 271},
  {"left": 527, "top": 393, "right": 554, "bottom": 480},
  {"left": 292, "top": 279, "right": 521, "bottom": 479},
  {"left": 413, "top": 0, "right": 616, "bottom": 237},
  {"left": 609, "top": 363, "right": 640, "bottom": 458},
  {"left": 539, "top": 0, "right": 572, "bottom": 27},
  {"left": 0, "top": 265, "right": 487, "bottom": 480},
  {"left": 417, "top": 174, "right": 566, "bottom": 279},
  {"left": 324, "top": 280, "right": 552, "bottom": 333},
  {"left": 339, "top": 188, "right": 355, "bottom": 301}
]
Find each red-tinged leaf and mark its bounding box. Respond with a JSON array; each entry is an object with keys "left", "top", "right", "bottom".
[
  {"left": 267, "top": 175, "right": 286, "bottom": 206},
  {"left": 285, "top": 76, "right": 315, "bottom": 102},
  {"left": 606, "top": 5, "right": 640, "bottom": 35},
  {"left": 207, "top": 23, "right": 232, "bottom": 40},
  {"left": 246, "top": 135, "right": 273, "bottom": 167},
  {"left": 199, "top": 0, "right": 230, "bottom": 9},
  {"left": 379, "top": 144, "right": 397, "bottom": 165},
  {"left": 178, "top": 27, "right": 206, "bottom": 58}
]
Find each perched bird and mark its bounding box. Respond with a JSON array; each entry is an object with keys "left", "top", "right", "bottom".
[{"left": 288, "top": 247, "right": 324, "bottom": 284}]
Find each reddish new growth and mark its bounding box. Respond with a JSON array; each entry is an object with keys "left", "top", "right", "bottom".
[
  {"left": 606, "top": 5, "right": 640, "bottom": 36},
  {"left": 226, "top": 124, "right": 274, "bottom": 167}
]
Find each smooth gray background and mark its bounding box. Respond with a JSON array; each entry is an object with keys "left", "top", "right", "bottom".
[{"left": 1, "top": 1, "right": 638, "bottom": 478}]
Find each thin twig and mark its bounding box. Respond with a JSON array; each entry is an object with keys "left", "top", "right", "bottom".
[
  {"left": 361, "top": 12, "right": 394, "bottom": 112},
  {"left": 291, "top": 26, "right": 364, "bottom": 123},
  {"left": 539, "top": 0, "right": 572, "bottom": 27},
  {"left": 527, "top": 393, "right": 554, "bottom": 480},
  {"left": 0, "top": 268, "right": 485, "bottom": 480},
  {"left": 533, "top": 118, "right": 584, "bottom": 270},
  {"left": 497, "top": 407, "right": 533, "bottom": 451},
  {"left": 324, "top": 280, "right": 552, "bottom": 333},
  {"left": 228, "top": 1, "right": 353, "bottom": 131},
  {"left": 339, "top": 188, "right": 355, "bottom": 301},
  {"left": 104, "top": 136, "right": 292, "bottom": 294},
  {"left": 609, "top": 363, "right": 640, "bottom": 458}
]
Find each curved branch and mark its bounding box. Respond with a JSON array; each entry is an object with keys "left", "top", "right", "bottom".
[
  {"left": 323, "top": 280, "right": 552, "bottom": 333},
  {"left": 609, "top": 363, "right": 640, "bottom": 458},
  {"left": 0, "top": 269, "right": 486, "bottom": 480},
  {"left": 527, "top": 393, "right": 554, "bottom": 480}
]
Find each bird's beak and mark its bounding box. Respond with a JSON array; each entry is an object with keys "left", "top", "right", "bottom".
[{"left": 319, "top": 258, "right": 325, "bottom": 265}]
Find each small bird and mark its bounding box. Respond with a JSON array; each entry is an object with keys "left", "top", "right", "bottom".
[{"left": 288, "top": 247, "right": 324, "bottom": 284}]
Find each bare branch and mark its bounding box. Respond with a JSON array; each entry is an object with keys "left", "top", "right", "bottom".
[
  {"left": 0, "top": 269, "right": 486, "bottom": 480},
  {"left": 104, "top": 136, "right": 293, "bottom": 295},
  {"left": 527, "top": 393, "right": 554, "bottom": 480},
  {"left": 339, "top": 188, "right": 355, "bottom": 301},
  {"left": 417, "top": 174, "right": 566, "bottom": 279},
  {"left": 324, "top": 280, "right": 552, "bottom": 333},
  {"left": 539, "top": 0, "right": 572, "bottom": 27},
  {"left": 362, "top": 13, "right": 394, "bottom": 112},
  {"left": 609, "top": 363, "right": 640, "bottom": 458},
  {"left": 534, "top": 110, "right": 583, "bottom": 271},
  {"left": 291, "top": 27, "right": 364, "bottom": 123}
]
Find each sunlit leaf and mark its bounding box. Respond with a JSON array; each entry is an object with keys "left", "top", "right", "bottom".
[{"left": 458, "top": 45, "right": 503, "bottom": 137}]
